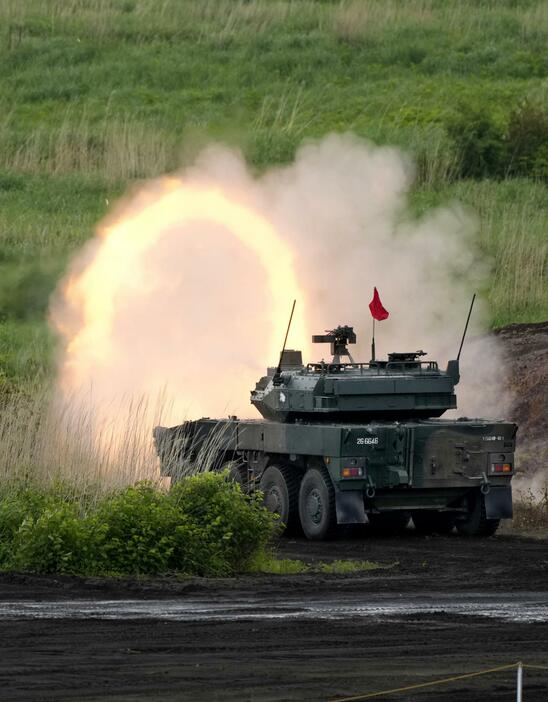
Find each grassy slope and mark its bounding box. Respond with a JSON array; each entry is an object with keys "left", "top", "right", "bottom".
[{"left": 0, "top": 0, "right": 546, "bottom": 391}]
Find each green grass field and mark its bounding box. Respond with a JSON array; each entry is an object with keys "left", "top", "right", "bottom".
[{"left": 0, "top": 0, "right": 546, "bottom": 394}]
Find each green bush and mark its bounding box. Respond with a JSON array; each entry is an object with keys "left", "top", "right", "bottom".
[
  {"left": 11, "top": 503, "right": 99, "bottom": 574},
  {"left": 0, "top": 261, "right": 62, "bottom": 321},
  {"left": 505, "top": 101, "right": 548, "bottom": 181},
  {"left": 169, "top": 472, "right": 277, "bottom": 576},
  {"left": 448, "top": 107, "right": 505, "bottom": 179},
  {"left": 0, "top": 486, "right": 51, "bottom": 564},
  {"left": 0, "top": 474, "right": 277, "bottom": 577},
  {"left": 447, "top": 101, "right": 548, "bottom": 182},
  {"left": 93, "top": 482, "right": 180, "bottom": 575}
]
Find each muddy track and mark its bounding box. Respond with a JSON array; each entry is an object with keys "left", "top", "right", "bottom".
[{"left": 0, "top": 534, "right": 547, "bottom": 701}]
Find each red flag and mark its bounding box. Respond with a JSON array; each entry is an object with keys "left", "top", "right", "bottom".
[{"left": 369, "top": 287, "right": 389, "bottom": 321}]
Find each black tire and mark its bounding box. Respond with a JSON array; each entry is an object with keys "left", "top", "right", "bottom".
[
  {"left": 259, "top": 465, "right": 300, "bottom": 534},
  {"left": 368, "top": 512, "right": 410, "bottom": 536},
  {"left": 456, "top": 489, "right": 500, "bottom": 537},
  {"left": 298, "top": 467, "right": 337, "bottom": 540},
  {"left": 412, "top": 511, "right": 456, "bottom": 535}
]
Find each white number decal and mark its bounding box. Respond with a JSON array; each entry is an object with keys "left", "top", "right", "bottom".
[{"left": 357, "top": 437, "right": 379, "bottom": 446}]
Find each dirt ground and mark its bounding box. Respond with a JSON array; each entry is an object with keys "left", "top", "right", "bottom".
[
  {"left": 496, "top": 320, "right": 548, "bottom": 476},
  {"left": 0, "top": 533, "right": 547, "bottom": 702}
]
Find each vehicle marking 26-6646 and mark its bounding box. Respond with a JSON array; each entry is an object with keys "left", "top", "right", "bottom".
[{"left": 357, "top": 437, "right": 379, "bottom": 445}]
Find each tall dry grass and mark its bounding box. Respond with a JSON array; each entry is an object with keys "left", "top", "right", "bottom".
[
  {"left": 0, "top": 389, "right": 170, "bottom": 498},
  {"left": 332, "top": 0, "right": 546, "bottom": 42},
  {"left": 0, "top": 103, "right": 459, "bottom": 185},
  {"left": 252, "top": 85, "right": 310, "bottom": 136},
  {"left": 0, "top": 112, "right": 178, "bottom": 182},
  {"left": 0, "top": 385, "right": 239, "bottom": 500},
  {"left": 513, "top": 486, "right": 548, "bottom": 532},
  {"left": 0, "top": 0, "right": 311, "bottom": 40},
  {"left": 333, "top": 0, "right": 434, "bottom": 42},
  {"left": 1, "top": 0, "right": 542, "bottom": 44},
  {"left": 471, "top": 187, "right": 547, "bottom": 323}
]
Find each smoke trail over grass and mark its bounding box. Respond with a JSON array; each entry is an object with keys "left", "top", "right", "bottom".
[{"left": 50, "top": 133, "right": 509, "bottom": 448}]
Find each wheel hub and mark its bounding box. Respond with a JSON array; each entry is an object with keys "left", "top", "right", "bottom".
[
  {"left": 266, "top": 485, "right": 282, "bottom": 515},
  {"left": 306, "top": 488, "right": 323, "bottom": 524}
]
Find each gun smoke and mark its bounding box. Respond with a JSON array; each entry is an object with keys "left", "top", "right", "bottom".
[{"left": 49, "top": 134, "right": 514, "bottom": 471}]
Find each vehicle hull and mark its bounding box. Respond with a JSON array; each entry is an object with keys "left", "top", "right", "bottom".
[{"left": 154, "top": 417, "right": 516, "bottom": 531}]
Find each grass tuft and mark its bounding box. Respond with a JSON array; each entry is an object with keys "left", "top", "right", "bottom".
[
  {"left": 249, "top": 553, "right": 309, "bottom": 575},
  {"left": 513, "top": 488, "right": 548, "bottom": 533},
  {"left": 318, "top": 559, "right": 383, "bottom": 574},
  {"left": 249, "top": 554, "right": 387, "bottom": 575}
]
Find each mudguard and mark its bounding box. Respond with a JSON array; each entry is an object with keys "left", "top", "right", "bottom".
[
  {"left": 485, "top": 485, "right": 513, "bottom": 520},
  {"left": 335, "top": 490, "right": 368, "bottom": 525}
]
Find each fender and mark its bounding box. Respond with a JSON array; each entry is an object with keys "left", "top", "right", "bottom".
[
  {"left": 485, "top": 485, "right": 513, "bottom": 520},
  {"left": 335, "top": 490, "right": 368, "bottom": 525}
]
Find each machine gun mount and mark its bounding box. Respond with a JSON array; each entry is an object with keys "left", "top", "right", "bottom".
[{"left": 312, "top": 325, "right": 357, "bottom": 363}]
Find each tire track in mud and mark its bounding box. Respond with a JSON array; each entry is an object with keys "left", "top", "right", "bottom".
[
  {"left": 0, "top": 535, "right": 547, "bottom": 701},
  {"left": 0, "top": 592, "right": 547, "bottom": 624}
]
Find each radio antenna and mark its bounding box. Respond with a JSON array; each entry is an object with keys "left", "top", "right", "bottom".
[
  {"left": 457, "top": 293, "right": 476, "bottom": 361},
  {"left": 274, "top": 299, "right": 296, "bottom": 382}
]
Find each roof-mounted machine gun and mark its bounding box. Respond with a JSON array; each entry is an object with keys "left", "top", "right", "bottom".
[{"left": 312, "top": 325, "right": 357, "bottom": 363}]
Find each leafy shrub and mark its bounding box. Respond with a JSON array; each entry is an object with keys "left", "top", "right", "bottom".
[
  {"left": 0, "top": 261, "right": 63, "bottom": 321},
  {"left": 11, "top": 503, "right": 99, "bottom": 574},
  {"left": 0, "top": 486, "right": 52, "bottom": 565},
  {"left": 447, "top": 107, "right": 505, "bottom": 179},
  {"left": 0, "top": 483, "right": 103, "bottom": 572},
  {"left": 0, "top": 171, "right": 25, "bottom": 192},
  {"left": 447, "top": 101, "right": 548, "bottom": 181},
  {"left": 169, "top": 472, "right": 277, "bottom": 576},
  {"left": 93, "top": 482, "right": 180, "bottom": 575},
  {"left": 0, "top": 474, "right": 277, "bottom": 577},
  {"left": 505, "top": 101, "right": 548, "bottom": 181}
]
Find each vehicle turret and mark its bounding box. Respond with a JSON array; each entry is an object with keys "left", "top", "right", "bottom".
[{"left": 250, "top": 325, "right": 459, "bottom": 422}]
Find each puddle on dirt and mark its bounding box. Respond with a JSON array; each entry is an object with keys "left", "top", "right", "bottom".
[{"left": 0, "top": 593, "right": 546, "bottom": 623}]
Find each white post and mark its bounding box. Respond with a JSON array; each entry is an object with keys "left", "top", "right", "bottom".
[{"left": 516, "top": 661, "right": 523, "bottom": 702}]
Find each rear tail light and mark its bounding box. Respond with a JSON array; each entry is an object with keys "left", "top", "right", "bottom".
[
  {"left": 492, "top": 463, "right": 512, "bottom": 473},
  {"left": 342, "top": 466, "right": 363, "bottom": 478}
]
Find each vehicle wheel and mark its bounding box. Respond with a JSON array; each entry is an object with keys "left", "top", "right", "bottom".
[
  {"left": 412, "top": 511, "right": 456, "bottom": 535},
  {"left": 259, "top": 465, "right": 300, "bottom": 534},
  {"left": 368, "top": 512, "right": 410, "bottom": 535},
  {"left": 298, "top": 467, "right": 337, "bottom": 540},
  {"left": 456, "top": 489, "right": 500, "bottom": 537}
]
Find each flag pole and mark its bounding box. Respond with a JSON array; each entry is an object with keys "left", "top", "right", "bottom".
[{"left": 369, "top": 286, "right": 388, "bottom": 363}]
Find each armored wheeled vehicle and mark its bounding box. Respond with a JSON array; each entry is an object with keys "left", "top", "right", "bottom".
[{"left": 154, "top": 321, "right": 516, "bottom": 539}]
